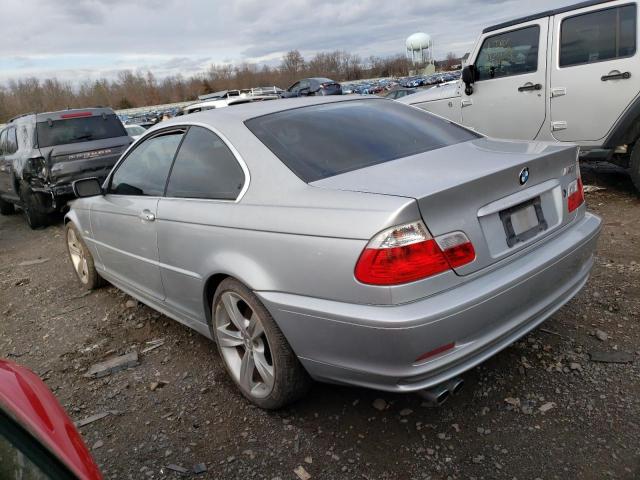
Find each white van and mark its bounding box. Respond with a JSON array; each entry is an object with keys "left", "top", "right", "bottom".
[{"left": 400, "top": 0, "right": 640, "bottom": 190}]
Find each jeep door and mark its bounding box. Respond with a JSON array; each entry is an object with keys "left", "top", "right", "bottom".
[
  {"left": 461, "top": 19, "right": 548, "bottom": 140},
  {"left": 550, "top": 1, "right": 638, "bottom": 143},
  {"left": 90, "top": 128, "right": 185, "bottom": 300}
]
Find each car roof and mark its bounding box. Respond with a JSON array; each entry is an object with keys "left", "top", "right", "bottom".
[
  {"left": 159, "top": 96, "right": 381, "bottom": 130},
  {"left": 483, "top": 0, "right": 614, "bottom": 33}
]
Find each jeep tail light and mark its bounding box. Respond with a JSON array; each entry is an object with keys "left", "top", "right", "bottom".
[
  {"left": 355, "top": 221, "right": 475, "bottom": 286},
  {"left": 567, "top": 165, "right": 584, "bottom": 213}
]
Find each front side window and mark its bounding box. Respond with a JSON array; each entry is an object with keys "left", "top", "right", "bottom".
[
  {"left": 475, "top": 26, "right": 540, "bottom": 80},
  {"left": 246, "top": 99, "right": 479, "bottom": 183},
  {"left": 109, "top": 131, "right": 184, "bottom": 196},
  {"left": 166, "top": 126, "right": 245, "bottom": 200},
  {"left": 560, "top": 4, "right": 637, "bottom": 67},
  {"left": 288, "top": 82, "right": 300, "bottom": 93}
]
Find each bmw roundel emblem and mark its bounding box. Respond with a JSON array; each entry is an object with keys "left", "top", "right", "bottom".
[{"left": 519, "top": 167, "right": 530, "bottom": 185}]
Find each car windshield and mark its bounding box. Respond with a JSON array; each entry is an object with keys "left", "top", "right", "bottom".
[
  {"left": 36, "top": 114, "right": 127, "bottom": 147},
  {"left": 245, "top": 99, "right": 479, "bottom": 182}
]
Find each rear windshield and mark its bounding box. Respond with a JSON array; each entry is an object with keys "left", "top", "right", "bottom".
[
  {"left": 245, "top": 99, "right": 479, "bottom": 182},
  {"left": 36, "top": 114, "right": 127, "bottom": 148}
]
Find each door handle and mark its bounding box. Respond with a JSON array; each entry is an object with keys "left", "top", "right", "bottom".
[
  {"left": 139, "top": 210, "right": 155, "bottom": 222},
  {"left": 461, "top": 99, "right": 473, "bottom": 107},
  {"left": 518, "top": 83, "right": 542, "bottom": 92},
  {"left": 601, "top": 71, "right": 631, "bottom": 81}
]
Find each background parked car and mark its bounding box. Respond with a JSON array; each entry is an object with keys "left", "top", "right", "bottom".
[
  {"left": 384, "top": 87, "right": 417, "bottom": 100},
  {"left": 281, "top": 78, "right": 342, "bottom": 97},
  {"left": 124, "top": 124, "right": 147, "bottom": 140},
  {"left": 0, "top": 108, "right": 132, "bottom": 228},
  {"left": 401, "top": 1, "right": 640, "bottom": 191}
]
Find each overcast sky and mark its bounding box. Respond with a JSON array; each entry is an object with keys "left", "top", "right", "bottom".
[{"left": 0, "top": 0, "right": 576, "bottom": 84}]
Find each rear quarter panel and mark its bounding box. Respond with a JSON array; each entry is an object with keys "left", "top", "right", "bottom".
[{"left": 155, "top": 186, "right": 421, "bottom": 323}]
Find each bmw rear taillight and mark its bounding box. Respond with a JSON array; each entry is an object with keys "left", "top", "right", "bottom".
[
  {"left": 435, "top": 231, "right": 476, "bottom": 268},
  {"left": 567, "top": 165, "right": 585, "bottom": 213},
  {"left": 354, "top": 221, "right": 475, "bottom": 286}
]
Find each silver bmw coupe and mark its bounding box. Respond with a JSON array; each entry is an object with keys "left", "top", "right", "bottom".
[{"left": 65, "top": 96, "right": 601, "bottom": 409}]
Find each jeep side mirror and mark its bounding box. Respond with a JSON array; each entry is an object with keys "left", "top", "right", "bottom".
[
  {"left": 462, "top": 65, "right": 476, "bottom": 95},
  {"left": 73, "top": 177, "right": 103, "bottom": 197}
]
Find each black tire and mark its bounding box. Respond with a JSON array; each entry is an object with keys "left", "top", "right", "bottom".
[
  {"left": 0, "top": 197, "right": 15, "bottom": 215},
  {"left": 630, "top": 142, "right": 640, "bottom": 194},
  {"left": 65, "top": 222, "right": 105, "bottom": 290},
  {"left": 212, "top": 278, "right": 312, "bottom": 409},
  {"left": 19, "top": 182, "right": 49, "bottom": 229}
]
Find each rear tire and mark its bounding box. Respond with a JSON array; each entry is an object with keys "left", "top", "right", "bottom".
[
  {"left": 20, "top": 182, "right": 49, "bottom": 229},
  {"left": 212, "top": 278, "right": 312, "bottom": 409},
  {"left": 0, "top": 197, "right": 15, "bottom": 215},
  {"left": 65, "top": 222, "right": 105, "bottom": 290},
  {"left": 630, "top": 142, "right": 640, "bottom": 194}
]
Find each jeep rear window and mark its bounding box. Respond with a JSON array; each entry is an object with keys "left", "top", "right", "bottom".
[
  {"left": 36, "top": 114, "right": 127, "bottom": 148},
  {"left": 245, "top": 100, "right": 479, "bottom": 182}
]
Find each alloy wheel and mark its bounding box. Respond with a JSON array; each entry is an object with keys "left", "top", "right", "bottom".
[
  {"left": 215, "top": 291, "right": 275, "bottom": 398},
  {"left": 67, "top": 227, "right": 89, "bottom": 284}
]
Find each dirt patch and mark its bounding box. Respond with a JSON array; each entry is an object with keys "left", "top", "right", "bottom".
[{"left": 1, "top": 166, "right": 638, "bottom": 479}]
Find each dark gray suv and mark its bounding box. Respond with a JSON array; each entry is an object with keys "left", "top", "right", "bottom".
[{"left": 0, "top": 108, "right": 131, "bottom": 228}]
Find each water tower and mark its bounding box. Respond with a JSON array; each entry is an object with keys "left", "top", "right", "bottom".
[{"left": 406, "top": 32, "right": 435, "bottom": 74}]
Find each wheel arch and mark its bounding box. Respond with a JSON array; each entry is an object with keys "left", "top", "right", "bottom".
[
  {"left": 202, "top": 273, "right": 230, "bottom": 328},
  {"left": 604, "top": 95, "right": 640, "bottom": 149}
]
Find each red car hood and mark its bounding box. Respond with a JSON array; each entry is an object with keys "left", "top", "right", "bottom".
[{"left": 0, "top": 359, "right": 102, "bottom": 480}]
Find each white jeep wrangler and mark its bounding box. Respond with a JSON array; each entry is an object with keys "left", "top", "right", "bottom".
[{"left": 400, "top": 0, "right": 640, "bottom": 191}]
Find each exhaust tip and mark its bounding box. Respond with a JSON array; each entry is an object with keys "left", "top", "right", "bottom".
[
  {"left": 448, "top": 378, "right": 464, "bottom": 396},
  {"left": 435, "top": 389, "right": 450, "bottom": 405},
  {"left": 418, "top": 385, "right": 450, "bottom": 406}
]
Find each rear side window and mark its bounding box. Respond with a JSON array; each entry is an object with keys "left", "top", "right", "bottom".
[
  {"left": 245, "top": 99, "right": 479, "bottom": 183},
  {"left": 560, "top": 4, "right": 637, "bottom": 67},
  {"left": 109, "top": 131, "right": 184, "bottom": 196},
  {"left": 0, "top": 130, "right": 7, "bottom": 155},
  {"left": 4, "top": 128, "right": 18, "bottom": 154},
  {"left": 36, "top": 114, "right": 127, "bottom": 148},
  {"left": 166, "top": 126, "right": 245, "bottom": 200},
  {"left": 475, "top": 26, "right": 540, "bottom": 80}
]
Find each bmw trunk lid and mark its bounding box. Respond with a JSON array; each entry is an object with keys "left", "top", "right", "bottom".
[{"left": 311, "top": 137, "right": 583, "bottom": 275}]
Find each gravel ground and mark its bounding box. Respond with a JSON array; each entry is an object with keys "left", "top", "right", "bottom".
[{"left": 1, "top": 166, "right": 638, "bottom": 480}]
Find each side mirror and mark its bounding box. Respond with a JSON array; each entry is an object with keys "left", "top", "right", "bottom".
[
  {"left": 461, "top": 65, "right": 476, "bottom": 95},
  {"left": 73, "top": 177, "right": 103, "bottom": 198}
]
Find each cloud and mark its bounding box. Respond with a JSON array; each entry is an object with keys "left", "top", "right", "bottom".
[{"left": 0, "top": 0, "right": 577, "bottom": 83}]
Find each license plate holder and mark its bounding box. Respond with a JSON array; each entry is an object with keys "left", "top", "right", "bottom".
[{"left": 499, "top": 197, "right": 548, "bottom": 248}]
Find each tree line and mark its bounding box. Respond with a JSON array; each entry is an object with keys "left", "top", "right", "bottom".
[{"left": 0, "top": 50, "right": 418, "bottom": 122}]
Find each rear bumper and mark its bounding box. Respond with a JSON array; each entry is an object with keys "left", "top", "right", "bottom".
[{"left": 257, "top": 212, "right": 601, "bottom": 392}]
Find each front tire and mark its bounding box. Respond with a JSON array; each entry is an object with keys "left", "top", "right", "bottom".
[
  {"left": 212, "top": 278, "right": 311, "bottom": 409},
  {"left": 20, "top": 182, "right": 49, "bottom": 229},
  {"left": 0, "top": 197, "right": 15, "bottom": 215},
  {"left": 630, "top": 142, "right": 640, "bottom": 194},
  {"left": 65, "top": 223, "right": 105, "bottom": 290}
]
